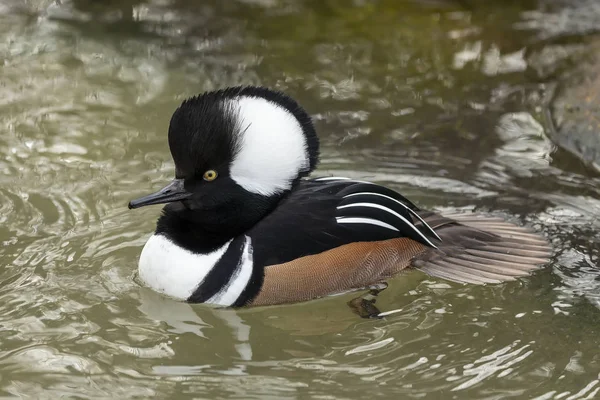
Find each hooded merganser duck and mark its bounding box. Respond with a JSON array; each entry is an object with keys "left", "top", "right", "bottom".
[{"left": 128, "top": 86, "right": 551, "bottom": 317}]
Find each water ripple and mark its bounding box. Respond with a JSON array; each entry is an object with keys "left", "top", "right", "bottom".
[{"left": 0, "top": 0, "right": 599, "bottom": 399}]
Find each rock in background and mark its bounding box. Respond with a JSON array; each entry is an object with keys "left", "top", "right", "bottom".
[
  {"left": 524, "top": 0, "right": 600, "bottom": 172},
  {"left": 550, "top": 47, "right": 600, "bottom": 172}
]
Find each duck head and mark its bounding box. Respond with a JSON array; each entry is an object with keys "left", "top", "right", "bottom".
[{"left": 128, "top": 86, "right": 320, "bottom": 252}]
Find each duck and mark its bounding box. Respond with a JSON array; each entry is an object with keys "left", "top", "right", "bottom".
[{"left": 128, "top": 86, "right": 551, "bottom": 317}]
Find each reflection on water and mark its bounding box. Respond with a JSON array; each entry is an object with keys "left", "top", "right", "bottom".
[{"left": 0, "top": 0, "right": 599, "bottom": 398}]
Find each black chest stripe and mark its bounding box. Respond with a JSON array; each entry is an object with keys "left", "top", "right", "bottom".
[
  {"left": 187, "top": 236, "right": 247, "bottom": 303},
  {"left": 232, "top": 258, "right": 264, "bottom": 307}
]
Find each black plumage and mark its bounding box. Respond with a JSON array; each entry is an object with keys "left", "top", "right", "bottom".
[{"left": 248, "top": 178, "right": 439, "bottom": 269}]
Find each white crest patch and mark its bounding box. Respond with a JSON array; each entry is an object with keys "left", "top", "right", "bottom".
[
  {"left": 228, "top": 96, "right": 309, "bottom": 195},
  {"left": 138, "top": 234, "right": 230, "bottom": 301}
]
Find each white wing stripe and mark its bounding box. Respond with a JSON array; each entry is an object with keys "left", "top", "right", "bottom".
[
  {"left": 337, "top": 203, "right": 438, "bottom": 248},
  {"left": 314, "top": 177, "right": 370, "bottom": 184},
  {"left": 343, "top": 192, "right": 442, "bottom": 241},
  {"left": 314, "top": 176, "right": 351, "bottom": 181},
  {"left": 336, "top": 217, "right": 399, "bottom": 232}
]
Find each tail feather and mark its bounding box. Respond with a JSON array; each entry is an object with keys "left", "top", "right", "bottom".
[{"left": 411, "top": 212, "right": 551, "bottom": 284}]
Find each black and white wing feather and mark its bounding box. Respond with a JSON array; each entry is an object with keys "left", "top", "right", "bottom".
[
  {"left": 251, "top": 176, "right": 549, "bottom": 287},
  {"left": 315, "top": 178, "right": 441, "bottom": 248}
]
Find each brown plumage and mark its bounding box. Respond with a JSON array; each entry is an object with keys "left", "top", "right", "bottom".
[
  {"left": 251, "top": 238, "right": 427, "bottom": 306},
  {"left": 251, "top": 211, "right": 551, "bottom": 307}
]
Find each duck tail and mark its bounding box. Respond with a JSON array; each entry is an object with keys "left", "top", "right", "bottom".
[{"left": 411, "top": 212, "right": 551, "bottom": 284}]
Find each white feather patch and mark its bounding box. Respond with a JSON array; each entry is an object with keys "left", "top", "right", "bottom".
[
  {"left": 207, "top": 237, "right": 254, "bottom": 306},
  {"left": 138, "top": 234, "right": 230, "bottom": 301},
  {"left": 337, "top": 202, "right": 437, "bottom": 248},
  {"left": 228, "top": 97, "right": 309, "bottom": 195},
  {"left": 343, "top": 192, "right": 442, "bottom": 241},
  {"left": 314, "top": 176, "right": 351, "bottom": 181},
  {"left": 336, "top": 217, "right": 399, "bottom": 232}
]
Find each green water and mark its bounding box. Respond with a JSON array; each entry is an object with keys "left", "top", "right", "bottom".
[{"left": 1, "top": 0, "right": 600, "bottom": 398}]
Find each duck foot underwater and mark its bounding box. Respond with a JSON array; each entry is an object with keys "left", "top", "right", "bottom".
[{"left": 347, "top": 283, "right": 389, "bottom": 319}]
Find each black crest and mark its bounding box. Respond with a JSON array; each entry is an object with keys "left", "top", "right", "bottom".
[{"left": 167, "top": 86, "right": 320, "bottom": 179}]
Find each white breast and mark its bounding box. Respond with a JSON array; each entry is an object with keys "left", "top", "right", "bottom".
[{"left": 138, "top": 234, "right": 230, "bottom": 302}]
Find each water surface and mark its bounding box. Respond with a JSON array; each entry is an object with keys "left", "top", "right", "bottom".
[{"left": 1, "top": 0, "right": 599, "bottom": 398}]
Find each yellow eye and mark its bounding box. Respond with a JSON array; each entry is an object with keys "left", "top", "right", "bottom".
[{"left": 203, "top": 170, "right": 218, "bottom": 181}]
